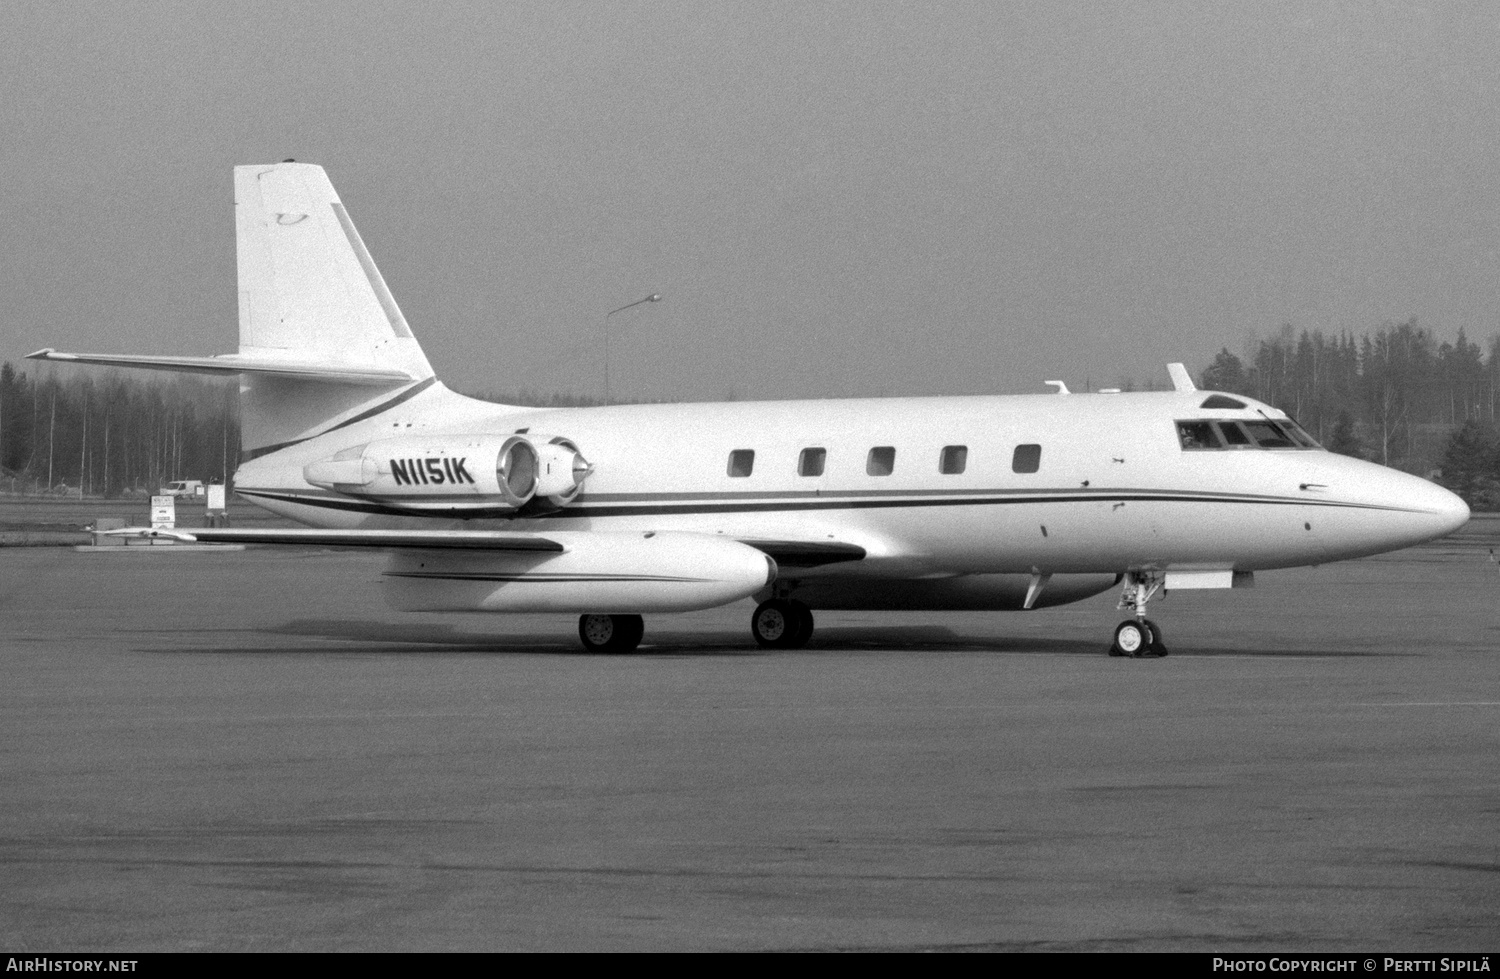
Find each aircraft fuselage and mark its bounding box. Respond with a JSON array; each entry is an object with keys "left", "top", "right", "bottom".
[{"left": 234, "top": 383, "right": 1466, "bottom": 583}]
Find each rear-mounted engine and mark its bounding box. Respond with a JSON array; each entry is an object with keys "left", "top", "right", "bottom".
[{"left": 303, "top": 434, "right": 591, "bottom": 513}]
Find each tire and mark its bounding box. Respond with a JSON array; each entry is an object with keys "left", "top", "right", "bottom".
[
  {"left": 788, "top": 601, "right": 814, "bottom": 648},
  {"left": 578, "top": 613, "right": 644, "bottom": 654},
  {"left": 752, "top": 599, "right": 797, "bottom": 648},
  {"left": 616, "top": 614, "right": 645, "bottom": 651},
  {"left": 1143, "top": 618, "right": 1168, "bottom": 657},
  {"left": 1111, "top": 619, "right": 1149, "bottom": 658}
]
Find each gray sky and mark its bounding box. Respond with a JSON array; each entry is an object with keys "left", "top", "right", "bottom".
[{"left": 4, "top": 1, "right": 1498, "bottom": 401}]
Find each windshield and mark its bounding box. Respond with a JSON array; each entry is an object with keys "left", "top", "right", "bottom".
[{"left": 1176, "top": 417, "right": 1323, "bottom": 451}]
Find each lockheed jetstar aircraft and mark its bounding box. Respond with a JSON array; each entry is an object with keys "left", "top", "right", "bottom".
[{"left": 30, "top": 163, "right": 1470, "bottom": 655}]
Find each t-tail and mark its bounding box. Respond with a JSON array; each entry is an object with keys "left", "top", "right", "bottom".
[{"left": 29, "top": 162, "right": 445, "bottom": 461}]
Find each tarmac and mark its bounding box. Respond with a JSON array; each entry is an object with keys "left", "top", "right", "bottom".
[{"left": 1, "top": 515, "right": 1497, "bottom": 951}]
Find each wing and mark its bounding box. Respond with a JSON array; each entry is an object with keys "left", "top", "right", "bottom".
[
  {"left": 110, "top": 527, "right": 864, "bottom": 566},
  {"left": 736, "top": 538, "right": 866, "bottom": 568},
  {"left": 107, "top": 527, "right": 563, "bottom": 551}
]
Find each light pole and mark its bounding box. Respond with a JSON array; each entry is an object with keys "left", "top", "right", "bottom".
[{"left": 603, "top": 293, "right": 661, "bottom": 405}]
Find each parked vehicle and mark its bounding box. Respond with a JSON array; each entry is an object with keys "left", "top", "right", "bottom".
[{"left": 159, "top": 480, "right": 205, "bottom": 498}]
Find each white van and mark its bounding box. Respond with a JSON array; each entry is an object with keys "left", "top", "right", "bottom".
[{"left": 160, "top": 480, "right": 205, "bottom": 498}]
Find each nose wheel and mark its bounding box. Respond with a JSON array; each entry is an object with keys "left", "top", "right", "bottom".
[
  {"left": 1109, "top": 572, "right": 1169, "bottom": 657},
  {"left": 1110, "top": 618, "right": 1167, "bottom": 657},
  {"left": 751, "top": 599, "right": 814, "bottom": 649}
]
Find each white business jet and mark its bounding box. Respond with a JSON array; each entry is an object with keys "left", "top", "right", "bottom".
[{"left": 29, "top": 163, "right": 1470, "bottom": 656}]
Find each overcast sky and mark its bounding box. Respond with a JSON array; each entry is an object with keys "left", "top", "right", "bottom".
[{"left": 4, "top": 1, "right": 1498, "bottom": 401}]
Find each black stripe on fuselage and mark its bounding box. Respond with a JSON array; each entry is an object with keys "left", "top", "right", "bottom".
[{"left": 236, "top": 486, "right": 1429, "bottom": 520}]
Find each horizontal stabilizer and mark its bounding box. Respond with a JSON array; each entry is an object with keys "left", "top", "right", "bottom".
[
  {"left": 26, "top": 349, "right": 414, "bottom": 386},
  {"left": 105, "top": 527, "right": 565, "bottom": 551}
]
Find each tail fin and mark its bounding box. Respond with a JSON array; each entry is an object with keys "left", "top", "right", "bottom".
[
  {"left": 235, "top": 164, "right": 432, "bottom": 377},
  {"left": 30, "top": 163, "right": 442, "bottom": 458},
  {"left": 234, "top": 163, "right": 437, "bottom": 455}
]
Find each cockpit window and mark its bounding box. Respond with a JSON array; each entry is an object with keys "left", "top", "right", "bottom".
[
  {"left": 1279, "top": 417, "right": 1322, "bottom": 448},
  {"left": 1241, "top": 421, "right": 1296, "bottom": 449},
  {"left": 1176, "top": 421, "right": 1221, "bottom": 450},
  {"left": 1177, "top": 418, "right": 1320, "bottom": 451},
  {"left": 1200, "top": 394, "right": 1246, "bottom": 410},
  {"left": 1216, "top": 421, "right": 1252, "bottom": 446}
]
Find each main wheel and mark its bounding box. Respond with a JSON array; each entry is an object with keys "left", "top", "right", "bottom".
[
  {"left": 751, "top": 599, "right": 799, "bottom": 648},
  {"left": 578, "top": 614, "right": 644, "bottom": 654},
  {"left": 1142, "top": 618, "right": 1168, "bottom": 657},
  {"left": 1111, "top": 619, "right": 1150, "bottom": 658},
  {"left": 787, "top": 601, "right": 814, "bottom": 649}
]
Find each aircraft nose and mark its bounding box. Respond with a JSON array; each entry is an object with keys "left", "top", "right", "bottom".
[
  {"left": 1316, "top": 458, "right": 1470, "bottom": 557},
  {"left": 1378, "top": 467, "right": 1470, "bottom": 542},
  {"left": 1416, "top": 478, "right": 1471, "bottom": 537}
]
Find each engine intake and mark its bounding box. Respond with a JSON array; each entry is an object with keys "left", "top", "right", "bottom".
[{"left": 304, "top": 433, "right": 590, "bottom": 513}]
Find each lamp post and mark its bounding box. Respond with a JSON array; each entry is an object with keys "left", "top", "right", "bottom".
[{"left": 603, "top": 292, "right": 662, "bottom": 405}]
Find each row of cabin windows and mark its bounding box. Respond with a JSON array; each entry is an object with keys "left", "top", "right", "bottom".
[{"left": 726, "top": 444, "right": 1042, "bottom": 478}]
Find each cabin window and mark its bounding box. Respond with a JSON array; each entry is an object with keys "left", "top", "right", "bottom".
[
  {"left": 1176, "top": 421, "right": 1221, "bottom": 450},
  {"left": 1012, "top": 444, "right": 1041, "bottom": 473},
  {"left": 798, "top": 447, "right": 826, "bottom": 477},
  {"left": 727, "top": 449, "right": 755, "bottom": 477},
  {"left": 939, "top": 445, "right": 967, "bottom": 474},
  {"left": 866, "top": 446, "right": 896, "bottom": 476}
]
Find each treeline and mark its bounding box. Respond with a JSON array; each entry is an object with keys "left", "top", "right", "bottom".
[
  {"left": 469, "top": 388, "right": 611, "bottom": 409},
  {"left": 0, "top": 364, "right": 238, "bottom": 497},
  {"left": 1437, "top": 422, "right": 1500, "bottom": 511},
  {"left": 468, "top": 388, "right": 690, "bottom": 408},
  {"left": 1200, "top": 319, "right": 1497, "bottom": 472}
]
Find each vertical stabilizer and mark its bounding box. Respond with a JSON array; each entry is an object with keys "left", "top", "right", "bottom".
[
  {"left": 234, "top": 163, "right": 437, "bottom": 455},
  {"left": 235, "top": 163, "right": 432, "bottom": 377}
]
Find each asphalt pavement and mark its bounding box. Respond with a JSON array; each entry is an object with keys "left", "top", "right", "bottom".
[{"left": 2, "top": 524, "right": 1497, "bottom": 950}]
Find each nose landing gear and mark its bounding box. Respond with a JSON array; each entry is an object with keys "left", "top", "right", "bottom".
[{"left": 1109, "top": 571, "right": 1168, "bottom": 657}]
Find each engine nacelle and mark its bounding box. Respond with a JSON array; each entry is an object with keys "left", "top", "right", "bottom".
[
  {"left": 303, "top": 433, "right": 590, "bottom": 513},
  {"left": 382, "top": 531, "right": 778, "bottom": 613},
  {"left": 530, "top": 436, "right": 589, "bottom": 504}
]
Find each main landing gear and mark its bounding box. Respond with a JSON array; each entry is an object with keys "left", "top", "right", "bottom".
[
  {"left": 751, "top": 598, "right": 814, "bottom": 649},
  {"left": 1109, "top": 571, "right": 1168, "bottom": 658},
  {"left": 577, "top": 598, "right": 819, "bottom": 654},
  {"left": 577, "top": 614, "right": 644, "bottom": 654}
]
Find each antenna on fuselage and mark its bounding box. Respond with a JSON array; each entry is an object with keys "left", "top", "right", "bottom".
[
  {"left": 1044, "top": 380, "right": 1070, "bottom": 395},
  {"left": 1167, "top": 363, "right": 1196, "bottom": 393}
]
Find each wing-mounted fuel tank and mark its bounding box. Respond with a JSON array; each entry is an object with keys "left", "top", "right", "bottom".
[
  {"left": 383, "top": 531, "right": 779, "bottom": 613},
  {"left": 303, "top": 434, "right": 591, "bottom": 514}
]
